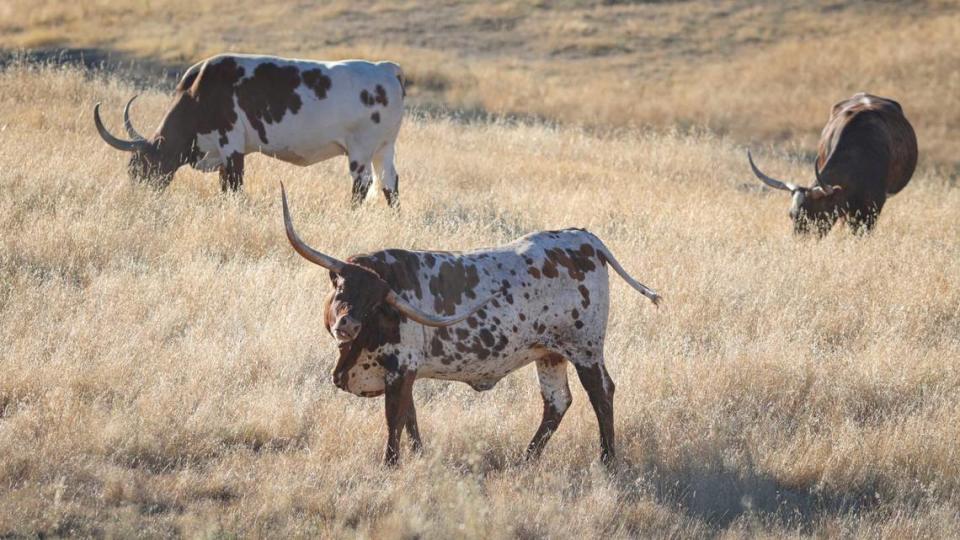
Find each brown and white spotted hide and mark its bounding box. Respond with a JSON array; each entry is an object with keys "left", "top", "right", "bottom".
[
  {"left": 301, "top": 228, "right": 660, "bottom": 465},
  {"left": 94, "top": 54, "right": 405, "bottom": 206},
  {"left": 748, "top": 92, "right": 917, "bottom": 235}
]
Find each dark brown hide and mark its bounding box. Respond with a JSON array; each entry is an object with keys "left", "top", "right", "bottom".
[
  {"left": 751, "top": 93, "right": 918, "bottom": 235},
  {"left": 302, "top": 68, "right": 332, "bottom": 100},
  {"left": 352, "top": 250, "right": 425, "bottom": 300},
  {"left": 236, "top": 63, "right": 303, "bottom": 144},
  {"left": 114, "top": 57, "right": 244, "bottom": 186},
  {"left": 428, "top": 260, "right": 481, "bottom": 316},
  {"left": 219, "top": 152, "right": 244, "bottom": 191},
  {"left": 360, "top": 90, "right": 375, "bottom": 107},
  {"left": 575, "top": 363, "right": 616, "bottom": 463},
  {"left": 384, "top": 369, "right": 417, "bottom": 465},
  {"left": 326, "top": 263, "right": 399, "bottom": 391},
  {"left": 375, "top": 85, "right": 389, "bottom": 106},
  {"left": 190, "top": 57, "right": 246, "bottom": 146},
  {"left": 817, "top": 93, "right": 917, "bottom": 196}
]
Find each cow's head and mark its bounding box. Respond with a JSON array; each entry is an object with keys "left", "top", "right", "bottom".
[
  {"left": 281, "top": 183, "right": 492, "bottom": 394},
  {"left": 747, "top": 151, "right": 844, "bottom": 236},
  {"left": 94, "top": 95, "right": 201, "bottom": 188}
]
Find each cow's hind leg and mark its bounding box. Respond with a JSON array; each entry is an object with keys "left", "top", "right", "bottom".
[
  {"left": 574, "top": 360, "right": 616, "bottom": 464},
  {"left": 347, "top": 157, "right": 374, "bottom": 209},
  {"left": 219, "top": 152, "right": 244, "bottom": 192},
  {"left": 526, "top": 353, "right": 572, "bottom": 460},
  {"left": 372, "top": 143, "right": 400, "bottom": 209},
  {"left": 384, "top": 369, "right": 417, "bottom": 466}
]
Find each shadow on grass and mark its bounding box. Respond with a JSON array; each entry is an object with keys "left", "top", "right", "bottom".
[
  {"left": 0, "top": 47, "right": 185, "bottom": 90},
  {"left": 0, "top": 47, "right": 538, "bottom": 127},
  {"left": 613, "top": 458, "right": 880, "bottom": 531}
]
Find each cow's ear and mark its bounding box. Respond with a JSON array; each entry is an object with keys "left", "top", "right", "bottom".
[
  {"left": 329, "top": 270, "right": 339, "bottom": 284},
  {"left": 323, "top": 290, "right": 336, "bottom": 336},
  {"left": 810, "top": 185, "right": 842, "bottom": 200}
]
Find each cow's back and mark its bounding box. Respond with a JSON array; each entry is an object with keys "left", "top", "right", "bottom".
[
  {"left": 817, "top": 93, "right": 917, "bottom": 195},
  {"left": 185, "top": 54, "right": 405, "bottom": 164}
]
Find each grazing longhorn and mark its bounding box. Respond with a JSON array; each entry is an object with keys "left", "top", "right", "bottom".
[
  {"left": 95, "top": 54, "right": 405, "bottom": 207},
  {"left": 281, "top": 184, "right": 661, "bottom": 465},
  {"left": 748, "top": 93, "right": 917, "bottom": 235}
]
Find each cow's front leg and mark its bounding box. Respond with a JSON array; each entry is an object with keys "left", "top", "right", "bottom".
[
  {"left": 406, "top": 399, "right": 423, "bottom": 454},
  {"left": 384, "top": 368, "right": 417, "bottom": 466},
  {"left": 847, "top": 197, "right": 885, "bottom": 235},
  {"left": 372, "top": 143, "right": 400, "bottom": 209},
  {"left": 348, "top": 159, "right": 373, "bottom": 209},
  {"left": 219, "top": 152, "right": 244, "bottom": 192}
]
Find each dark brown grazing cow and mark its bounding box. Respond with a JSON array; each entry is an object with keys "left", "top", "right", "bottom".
[
  {"left": 748, "top": 92, "right": 918, "bottom": 235},
  {"left": 95, "top": 54, "right": 405, "bottom": 207},
  {"left": 281, "top": 184, "right": 661, "bottom": 465}
]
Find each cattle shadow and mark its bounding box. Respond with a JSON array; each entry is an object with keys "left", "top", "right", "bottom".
[
  {"left": 612, "top": 458, "right": 881, "bottom": 531},
  {"left": 0, "top": 47, "right": 186, "bottom": 90}
]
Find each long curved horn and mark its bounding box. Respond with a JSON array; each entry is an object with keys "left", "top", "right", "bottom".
[
  {"left": 814, "top": 159, "right": 824, "bottom": 185},
  {"left": 386, "top": 290, "right": 494, "bottom": 327},
  {"left": 123, "top": 95, "right": 146, "bottom": 141},
  {"left": 747, "top": 150, "right": 799, "bottom": 192},
  {"left": 94, "top": 103, "right": 148, "bottom": 152},
  {"left": 811, "top": 162, "right": 842, "bottom": 199},
  {"left": 281, "top": 182, "right": 347, "bottom": 273}
]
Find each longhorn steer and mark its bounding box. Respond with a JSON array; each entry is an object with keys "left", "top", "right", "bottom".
[
  {"left": 95, "top": 54, "right": 405, "bottom": 207},
  {"left": 281, "top": 184, "right": 661, "bottom": 465},
  {"left": 748, "top": 92, "right": 917, "bottom": 235}
]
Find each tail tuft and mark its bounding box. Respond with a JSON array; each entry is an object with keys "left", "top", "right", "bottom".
[{"left": 594, "top": 241, "right": 661, "bottom": 308}]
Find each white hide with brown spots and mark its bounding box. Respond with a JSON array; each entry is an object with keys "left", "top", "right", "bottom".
[
  {"left": 282, "top": 194, "right": 660, "bottom": 464},
  {"left": 338, "top": 229, "right": 658, "bottom": 396}
]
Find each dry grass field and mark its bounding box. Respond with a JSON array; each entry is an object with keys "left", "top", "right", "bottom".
[
  {"left": 2, "top": 1, "right": 960, "bottom": 538},
  {"left": 1, "top": 60, "right": 959, "bottom": 538},
  {"left": 3, "top": 1, "right": 960, "bottom": 163}
]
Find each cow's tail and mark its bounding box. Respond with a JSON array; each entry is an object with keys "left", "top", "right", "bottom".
[
  {"left": 593, "top": 237, "right": 661, "bottom": 307},
  {"left": 382, "top": 61, "right": 406, "bottom": 101}
]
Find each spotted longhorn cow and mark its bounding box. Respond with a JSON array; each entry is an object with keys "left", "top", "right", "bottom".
[
  {"left": 748, "top": 92, "right": 917, "bottom": 235},
  {"left": 281, "top": 184, "right": 661, "bottom": 465},
  {"left": 95, "top": 54, "right": 405, "bottom": 207}
]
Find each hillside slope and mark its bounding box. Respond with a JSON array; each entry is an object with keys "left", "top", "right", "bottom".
[{"left": 3, "top": 0, "right": 959, "bottom": 163}]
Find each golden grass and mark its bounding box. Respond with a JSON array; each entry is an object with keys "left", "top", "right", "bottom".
[
  {"left": 1, "top": 63, "right": 959, "bottom": 537},
  {"left": 3, "top": 1, "right": 960, "bottom": 164}
]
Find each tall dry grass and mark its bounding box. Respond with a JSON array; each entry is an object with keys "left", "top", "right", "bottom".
[{"left": 1, "top": 63, "right": 958, "bottom": 537}]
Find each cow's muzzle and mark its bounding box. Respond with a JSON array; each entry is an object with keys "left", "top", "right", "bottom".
[{"left": 333, "top": 316, "right": 361, "bottom": 343}]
